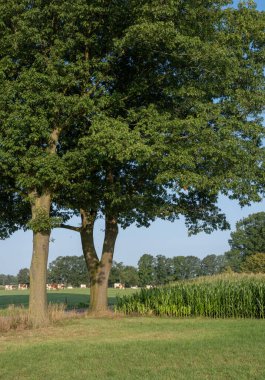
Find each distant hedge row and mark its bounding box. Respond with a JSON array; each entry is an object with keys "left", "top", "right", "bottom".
[{"left": 115, "top": 274, "right": 265, "bottom": 318}]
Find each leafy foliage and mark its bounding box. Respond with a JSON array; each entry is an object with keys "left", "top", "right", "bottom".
[
  {"left": 154, "top": 255, "right": 174, "bottom": 285},
  {"left": 48, "top": 256, "right": 89, "bottom": 287},
  {"left": 0, "top": 176, "right": 30, "bottom": 239},
  {"left": 172, "top": 255, "right": 202, "bottom": 280},
  {"left": 17, "top": 268, "right": 30, "bottom": 284},
  {"left": 27, "top": 209, "right": 62, "bottom": 234},
  {"left": 223, "top": 212, "right": 265, "bottom": 271},
  {"left": 57, "top": 0, "right": 265, "bottom": 236},
  {"left": 0, "top": 1, "right": 264, "bottom": 232},
  {"left": 109, "top": 262, "right": 139, "bottom": 287},
  {"left": 0, "top": 274, "right": 17, "bottom": 286},
  {"left": 201, "top": 254, "right": 226, "bottom": 276},
  {"left": 228, "top": 212, "right": 265, "bottom": 258},
  {"left": 241, "top": 253, "right": 265, "bottom": 273},
  {"left": 138, "top": 254, "right": 156, "bottom": 286}
]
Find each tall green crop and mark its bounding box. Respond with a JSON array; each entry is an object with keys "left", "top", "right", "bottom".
[{"left": 115, "top": 274, "right": 265, "bottom": 318}]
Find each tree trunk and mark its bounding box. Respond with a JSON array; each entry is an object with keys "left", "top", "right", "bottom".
[
  {"left": 29, "top": 231, "right": 50, "bottom": 326},
  {"left": 80, "top": 210, "right": 118, "bottom": 313},
  {"left": 29, "top": 192, "right": 51, "bottom": 326},
  {"left": 89, "top": 270, "right": 109, "bottom": 312},
  {"left": 28, "top": 129, "right": 59, "bottom": 326}
]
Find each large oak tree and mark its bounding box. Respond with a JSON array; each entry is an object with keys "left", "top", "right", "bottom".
[{"left": 59, "top": 0, "right": 265, "bottom": 311}]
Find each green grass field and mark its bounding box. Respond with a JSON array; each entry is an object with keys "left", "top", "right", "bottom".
[
  {"left": 0, "top": 317, "right": 264, "bottom": 380},
  {"left": 1, "top": 287, "right": 265, "bottom": 379},
  {"left": 0, "top": 288, "right": 137, "bottom": 310}
]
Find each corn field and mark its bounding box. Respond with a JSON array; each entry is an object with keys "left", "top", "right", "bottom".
[{"left": 115, "top": 273, "right": 265, "bottom": 318}]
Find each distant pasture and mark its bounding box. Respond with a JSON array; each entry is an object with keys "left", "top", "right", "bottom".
[{"left": 0, "top": 288, "right": 138, "bottom": 310}]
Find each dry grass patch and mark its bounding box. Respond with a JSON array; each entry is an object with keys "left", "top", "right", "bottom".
[
  {"left": 0, "top": 305, "right": 29, "bottom": 332},
  {"left": 0, "top": 303, "right": 85, "bottom": 333}
]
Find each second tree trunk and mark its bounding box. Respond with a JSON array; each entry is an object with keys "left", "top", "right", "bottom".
[{"left": 80, "top": 211, "right": 118, "bottom": 313}]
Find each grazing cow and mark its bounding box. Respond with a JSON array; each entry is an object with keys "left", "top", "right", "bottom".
[
  {"left": 5, "top": 285, "right": 16, "bottom": 290},
  {"left": 80, "top": 284, "right": 86, "bottom": 288},
  {"left": 18, "top": 283, "right": 29, "bottom": 290},
  {"left": 114, "top": 282, "right": 125, "bottom": 289},
  {"left": 46, "top": 283, "right": 65, "bottom": 290},
  {"left": 46, "top": 283, "right": 58, "bottom": 290}
]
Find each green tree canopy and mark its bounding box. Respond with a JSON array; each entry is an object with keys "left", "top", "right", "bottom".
[
  {"left": 171, "top": 255, "right": 202, "bottom": 280},
  {"left": 0, "top": 175, "right": 30, "bottom": 239},
  {"left": 48, "top": 256, "right": 89, "bottom": 287},
  {"left": 228, "top": 212, "right": 265, "bottom": 258},
  {"left": 17, "top": 268, "right": 30, "bottom": 284},
  {"left": 109, "top": 262, "right": 139, "bottom": 287},
  {"left": 0, "top": 274, "right": 18, "bottom": 286},
  {"left": 138, "top": 254, "right": 156, "bottom": 286},
  {"left": 241, "top": 253, "right": 265, "bottom": 273},
  {"left": 201, "top": 254, "right": 226, "bottom": 276},
  {"left": 62, "top": 0, "right": 265, "bottom": 232},
  {"left": 108, "top": 262, "right": 125, "bottom": 286},
  {"left": 121, "top": 266, "right": 139, "bottom": 288},
  {"left": 154, "top": 255, "right": 174, "bottom": 285}
]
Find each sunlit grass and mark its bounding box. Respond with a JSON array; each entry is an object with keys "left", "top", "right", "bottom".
[
  {"left": 0, "top": 317, "right": 264, "bottom": 380},
  {"left": 0, "top": 279, "right": 264, "bottom": 379}
]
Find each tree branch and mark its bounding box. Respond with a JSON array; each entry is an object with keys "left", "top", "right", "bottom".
[{"left": 59, "top": 224, "right": 81, "bottom": 232}]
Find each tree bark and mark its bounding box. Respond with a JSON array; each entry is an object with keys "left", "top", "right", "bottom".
[
  {"left": 29, "top": 231, "right": 50, "bottom": 326},
  {"left": 80, "top": 210, "right": 118, "bottom": 313},
  {"left": 29, "top": 192, "right": 51, "bottom": 326},
  {"left": 28, "top": 129, "right": 59, "bottom": 326}
]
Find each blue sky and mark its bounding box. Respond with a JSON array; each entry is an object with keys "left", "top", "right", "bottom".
[{"left": 0, "top": 0, "right": 264, "bottom": 275}]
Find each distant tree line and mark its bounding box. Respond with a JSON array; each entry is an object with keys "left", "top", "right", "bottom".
[
  {"left": 0, "top": 268, "right": 30, "bottom": 286},
  {"left": 111, "top": 253, "right": 226, "bottom": 288},
  {"left": 135, "top": 213, "right": 265, "bottom": 284},
  {"left": 0, "top": 257, "right": 87, "bottom": 288},
  {"left": 0, "top": 274, "right": 18, "bottom": 286},
  {"left": 1, "top": 250, "right": 264, "bottom": 288},
  {"left": 1, "top": 213, "right": 264, "bottom": 288},
  {"left": 0, "top": 253, "right": 226, "bottom": 288}
]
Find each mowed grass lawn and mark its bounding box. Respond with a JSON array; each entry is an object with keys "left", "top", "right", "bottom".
[
  {"left": 0, "top": 288, "right": 136, "bottom": 309},
  {"left": 0, "top": 317, "right": 265, "bottom": 380},
  {"left": 0, "top": 288, "right": 265, "bottom": 379}
]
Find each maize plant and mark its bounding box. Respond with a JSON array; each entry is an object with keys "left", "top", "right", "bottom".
[{"left": 115, "top": 273, "right": 265, "bottom": 318}]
